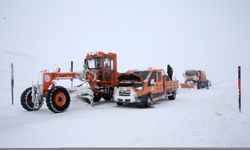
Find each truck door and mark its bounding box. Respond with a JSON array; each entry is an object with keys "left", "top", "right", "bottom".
[
  {"left": 157, "top": 71, "right": 164, "bottom": 95},
  {"left": 148, "top": 71, "right": 158, "bottom": 97},
  {"left": 110, "top": 58, "right": 115, "bottom": 83},
  {"left": 103, "top": 57, "right": 111, "bottom": 82}
]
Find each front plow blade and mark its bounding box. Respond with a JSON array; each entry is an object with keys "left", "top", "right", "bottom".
[{"left": 180, "top": 83, "right": 196, "bottom": 88}]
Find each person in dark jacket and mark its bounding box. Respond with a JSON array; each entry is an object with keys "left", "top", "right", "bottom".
[{"left": 167, "top": 65, "right": 173, "bottom": 81}]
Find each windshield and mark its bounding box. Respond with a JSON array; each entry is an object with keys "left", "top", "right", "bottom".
[
  {"left": 134, "top": 71, "right": 150, "bottom": 80},
  {"left": 86, "top": 57, "right": 102, "bottom": 69},
  {"left": 185, "top": 71, "right": 198, "bottom": 77},
  {"left": 118, "top": 81, "right": 143, "bottom": 87}
]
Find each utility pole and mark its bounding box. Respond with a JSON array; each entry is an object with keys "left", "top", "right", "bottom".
[
  {"left": 71, "top": 61, "right": 73, "bottom": 87},
  {"left": 11, "top": 63, "right": 14, "bottom": 105},
  {"left": 238, "top": 66, "right": 241, "bottom": 112}
]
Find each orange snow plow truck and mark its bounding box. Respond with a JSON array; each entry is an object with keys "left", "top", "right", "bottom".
[
  {"left": 113, "top": 68, "right": 179, "bottom": 107},
  {"left": 180, "top": 70, "right": 211, "bottom": 89}
]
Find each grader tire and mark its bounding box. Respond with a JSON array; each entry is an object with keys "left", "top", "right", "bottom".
[
  {"left": 20, "top": 87, "right": 43, "bottom": 111},
  {"left": 103, "top": 95, "right": 112, "bottom": 101},
  {"left": 46, "top": 86, "right": 70, "bottom": 113}
]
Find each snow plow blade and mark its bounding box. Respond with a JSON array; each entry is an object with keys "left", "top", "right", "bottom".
[
  {"left": 180, "top": 83, "right": 196, "bottom": 88},
  {"left": 67, "top": 85, "right": 95, "bottom": 106}
]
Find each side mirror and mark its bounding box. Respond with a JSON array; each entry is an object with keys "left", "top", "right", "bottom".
[{"left": 150, "top": 79, "right": 155, "bottom": 86}]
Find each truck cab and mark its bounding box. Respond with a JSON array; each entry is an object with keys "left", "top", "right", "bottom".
[
  {"left": 84, "top": 52, "right": 118, "bottom": 102},
  {"left": 113, "top": 68, "right": 179, "bottom": 107},
  {"left": 181, "top": 69, "right": 211, "bottom": 89},
  {"left": 184, "top": 70, "right": 199, "bottom": 84}
]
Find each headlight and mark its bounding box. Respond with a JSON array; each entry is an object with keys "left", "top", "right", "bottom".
[
  {"left": 44, "top": 74, "right": 51, "bottom": 83},
  {"left": 135, "top": 86, "right": 144, "bottom": 91}
]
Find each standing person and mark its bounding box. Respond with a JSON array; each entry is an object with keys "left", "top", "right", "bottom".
[{"left": 167, "top": 64, "right": 173, "bottom": 81}]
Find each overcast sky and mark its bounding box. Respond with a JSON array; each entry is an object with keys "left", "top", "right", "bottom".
[{"left": 0, "top": 0, "right": 249, "bottom": 84}]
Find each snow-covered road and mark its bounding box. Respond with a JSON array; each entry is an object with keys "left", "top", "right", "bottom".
[
  {"left": 1, "top": 0, "right": 250, "bottom": 147},
  {"left": 0, "top": 81, "right": 249, "bottom": 148}
]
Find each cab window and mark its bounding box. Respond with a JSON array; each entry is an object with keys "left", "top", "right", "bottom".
[
  {"left": 148, "top": 71, "right": 156, "bottom": 86},
  {"left": 158, "top": 72, "right": 162, "bottom": 82},
  {"left": 104, "top": 57, "right": 111, "bottom": 68}
]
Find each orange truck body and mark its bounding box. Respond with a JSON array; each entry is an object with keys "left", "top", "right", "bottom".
[{"left": 114, "top": 68, "right": 179, "bottom": 107}]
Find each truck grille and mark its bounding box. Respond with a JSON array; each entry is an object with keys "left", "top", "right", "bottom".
[{"left": 119, "top": 89, "right": 131, "bottom": 96}]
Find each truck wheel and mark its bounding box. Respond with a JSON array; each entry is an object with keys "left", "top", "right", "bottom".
[
  {"left": 93, "top": 95, "right": 101, "bottom": 102},
  {"left": 146, "top": 96, "right": 153, "bottom": 107},
  {"left": 206, "top": 82, "right": 209, "bottom": 89},
  {"left": 140, "top": 95, "right": 153, "bottom": 108},
  {"left": 46, "top": 86, "right": 70, "bottom": 113},
  {"left": 208, "top": 80, "right": 212, "bottom": 87},
  {"left": 20, "top": 87, "right": 43, "bottom": 111},
  {"left": 197, "top": 81, "right": 201, "bottom": 89},
  {"left": 117, "top": 102, "right": 123, "bottom": 106},
  {"left": 168, "top": 90, "right": 176, "bottom": 100}
]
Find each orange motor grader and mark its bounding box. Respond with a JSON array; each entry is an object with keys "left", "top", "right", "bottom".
[{"left": 20, "top": 52, "right": 119, "bottom": 113}]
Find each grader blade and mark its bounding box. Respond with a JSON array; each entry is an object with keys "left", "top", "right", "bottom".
[{"left": 67, "top": 85, "right": 94, "bottom": 106}]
